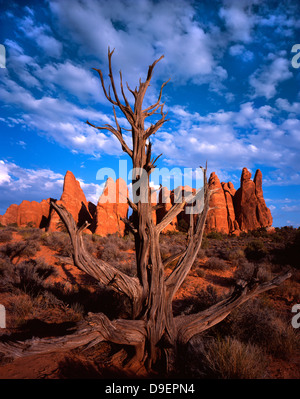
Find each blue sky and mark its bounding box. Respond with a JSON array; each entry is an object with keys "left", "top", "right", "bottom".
[{"left": 0, "top": 0, "right": 300, "bottom": 227}]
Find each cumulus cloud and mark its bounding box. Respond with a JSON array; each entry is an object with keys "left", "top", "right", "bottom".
[
  {"left": 0, "top": 76, "right": 125, "bottom": 157},
  {"left": 219, "top": 0, "right": 259, "bottom": 43},
  {"left": 0, "top": 160, "right": 104, "bottom": 214},
  {"left": 249, "top": 55, "right": 293, "bottom": 99},
  {"left": 19, "top": 14, "right": 62, "bottom": 58},
  {"left": 49, "top": 0, "right": 224, "bottom": 86},
  {"left": 152, "top": 100, "right": 300, "bottom": 183}
]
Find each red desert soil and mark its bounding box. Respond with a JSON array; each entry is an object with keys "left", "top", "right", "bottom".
[{"left": 0, "top": 231, "right": 299, "bottom": 379}]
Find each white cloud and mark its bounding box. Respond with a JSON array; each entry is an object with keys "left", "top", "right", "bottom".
[
  {"left": 0, "top": 160, "right": 104, "bottom": 213},
  {"left": 0, "top": 160, "right": 11, "bottom": 184},
  {"left": 19, "top": 15, "right": 62, "bottom": 58},
  {"left": 249, "top": 56, "right": 293, "bottom": 99},
  {"left": 0, "top": 77, "right": 124, "bottom": 157},
  {"left": 219, "top": 0, "right": 259, "bottom": 43},
  {"left": 49, "top": 0, "right": 224, "bottom": 87},
  {"left": 152, "top": 99, "right": 300, "bottom": 183},
  {"left": 34, "top": 61, "right": 106, "bottom": 103}
]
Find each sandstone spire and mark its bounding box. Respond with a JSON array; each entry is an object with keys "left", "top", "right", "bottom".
[{"left": 48, "top": 171, "right": 92, "bottom": 232}]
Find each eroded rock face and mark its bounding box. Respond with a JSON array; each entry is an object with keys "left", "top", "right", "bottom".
[
  {"left": 205, "top": 173, "right": 230, "bottom": 234},
  {"left": 0, "top": 200, "right": 51, "bottom": 228},
  {"left": 201, "top": 168, "right": 272, "bottom": 234},
  {"left": 48, "top": 171, "right": 93, "bottom": 232},
  {"left": 254, "top": 169, "right": 273, "bottom": 228},
  {"left": 0, "top": 167, "right": 273, "bottom": 236},
  {"left": 92, "top": 177, "right": 129, "bottom": 236},
  {"left": 222, "top": 182, "right": 239, "bottom": 234},
  {"left": 0, "top": 204, "right": 19, "bottom": 226},
  {"left": 234, "top": 168, "right": 272, "bottom": 232}
]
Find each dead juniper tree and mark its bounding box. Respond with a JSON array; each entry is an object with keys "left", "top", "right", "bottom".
[{"left": 0, "top": 49, "right": 291, "bottom": 373}]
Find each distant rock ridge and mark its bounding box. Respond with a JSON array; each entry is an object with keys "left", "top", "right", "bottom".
[{"left": 0, "top": 167, "right": 273, "bottom": 236}]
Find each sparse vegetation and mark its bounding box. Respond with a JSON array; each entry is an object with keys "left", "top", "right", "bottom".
[
  {"left": 0, "top": 225, "right": 299, "bottom": 377},
  {"left": 204, "top": 256, "right": 228, "bottom": 271},
  {"left": 0, "top": 228, "right": 13, "bottom": 243},
  {"left": 184, "top": 336, "right": 268, "bottom": 379}
]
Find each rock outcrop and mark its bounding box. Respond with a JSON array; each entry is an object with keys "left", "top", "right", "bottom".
[
  {"left": 0, "top": 199, "right": 51, "bottom": 228},
  {"left": 0, "top": 167, "right": 273, "bottom": 236},
  {"left": 91, "top": 177, "right": 129, "bottom": 237},
  {"left": 234, "top": 168, "right": 272, "bottom": 232},
  {"left": 156, "top": 168, "right": 272, "bottom": 235},
  {"left": 48, "top": 171, "right": 93, "bottom": 232},
  {"left": 205, "top": 173, "right": 230, "bottom": 234}
]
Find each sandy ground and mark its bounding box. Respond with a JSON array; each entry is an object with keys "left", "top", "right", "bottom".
[{"left": 0, "top": 231, "right": 299, "bottom": 379}]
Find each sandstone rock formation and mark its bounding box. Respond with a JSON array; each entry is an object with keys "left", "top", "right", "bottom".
[
  {"left": 48, "top": 171, "right": 93, "bottom": 232},
  {"left": 156, "top": 168, "right": 272, "bottom": 235},
  {"left": 222, "top": 182, "right": 239, "bottom": 234},
  {"left": 0, "top": 167, "right": 273, "bottom": 236},
  {"left": 0, "top": 200, "right": 51, "bottom": 228},
  {"left": 205, "top": 173, "right": 230, "bottom": 234},
  {"left": 234, "top": 168, "right": 272, "bottom": 232},
  {"left": 91, "top": 177, "right": 129, "bottom": 236}
]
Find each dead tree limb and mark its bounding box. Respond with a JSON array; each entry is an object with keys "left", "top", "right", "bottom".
[
  {"left": 0, "top": 312, "right": 146, "bottom": 361},
  {"left": 175, "top": 270, "right": 292, "bottom": 345},
  {"left": 50, "top": 201, "right": 143, "bottom": 315}
]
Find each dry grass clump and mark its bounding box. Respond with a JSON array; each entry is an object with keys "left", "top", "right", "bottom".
[
  {"left": 183, "top": 335, "right": 267, "bottom": 379},
  {"left": 204, "top": 256, "right": 228, "bottom": 271},
  {"left": 228, "top": 298, "right": 299, "bottom": 359},
  {"left": 233, "top": 260, "right": 273, "bottom": 283},
  {"left": 0, "top": 228, "right": 13, "bottom": 243},
  {"left": 41, "top": 231, "right": 72, "bottom": 257},
  {"left": 0, "top": 239, "right": 40, "bottom": 263}
]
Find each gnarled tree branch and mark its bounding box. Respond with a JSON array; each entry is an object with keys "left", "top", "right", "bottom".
[
  {"left": 175, "top": 270, "right": 292, "bottom": 345},
  {"left": 50, "top": 201, "right": 142, "bottom": 313}
]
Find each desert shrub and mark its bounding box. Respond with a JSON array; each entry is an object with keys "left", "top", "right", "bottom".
[
  {"left": 206, "top": 231, "right": 226, "bottom": 240},
  {"left": 204, "top": 257, "right": 228, "bottom": 271},
  {"left": 8, "top": 294, "right": 34, "bottom": 327},
  {"left": 67, "top": 302, "right": 85, "bottom": 322},
  {"left": 106, "top": 234, "right": 135, "bottom": 251},
  {"left": 196, "top": 248, "right": 206, "bottom": 260},
  {"left": 281, "top": 229, "right": 300, "bottom": 269},
  {"left": 194, "top": 285, "right": 219, "bottom": 312},
  {"left": 42, "top": 232, "right": 72, "bottom": 257},
  {"left": 177, "top": 218, "right": 189, "bottom": 232},
  {"left": 248, "top": 228, "right": 269, "bottom": 238},
  {"left": 201, "top": 236, "right": 209, "bottom": 249},
  {"left": 275, "top": 279, "right": 300, "bottom": 303},
  {"left": 234, "top": 261, "right": 273, "bottom": 283},
  {"left": 194, "top": 268, "right": 206, "bottom": 278},
  {"left": 227, "top": 248, "right": 245, "bottom": 266},
  {"left": 172, "top": 285, "right": 220, "bottom": 317},
  {"left": 0, "top": 229, "right": 13, "bottom": 243},
  {"left": 99, "top": 240, "right": 127, "bottom": 263},
  {"left": 228, "top": 299, "right": 299, "bottom": 359},
  {"left": 12, "top": 258, "right": 57, "bottom": 296},
  {"left": 0, "top": 239, "right": 40, "bottom": 262},
  {"left": 184, "top": 336, "right": 267, "bottom": 379},
  {"left": 244, "top": 239, "right": 268, "bottom": 261},
  {"left": 0, "top": 257, "right": 15, "bottom": 291},
  {"left": 20, "top": 228, "right": 43, "bottom": 241}
]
